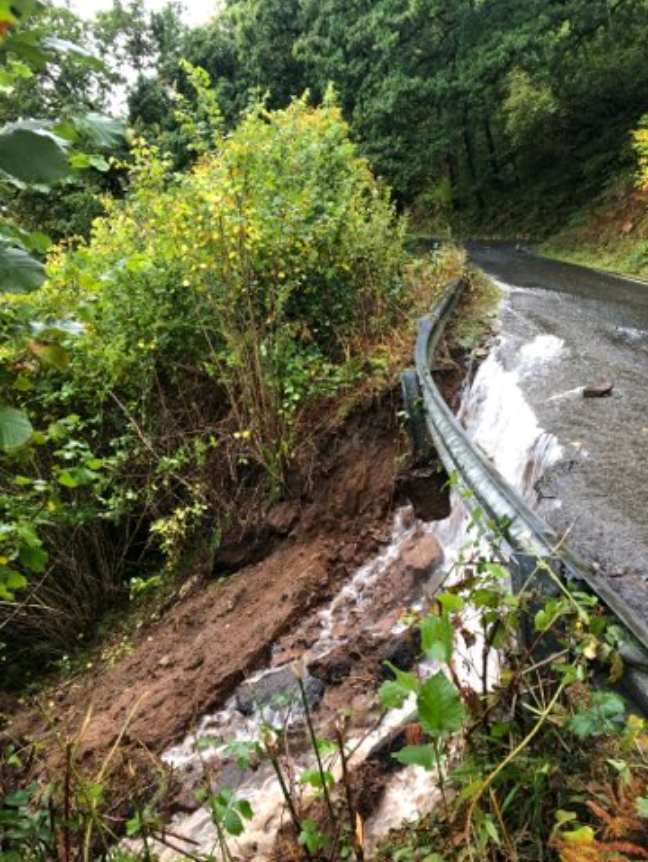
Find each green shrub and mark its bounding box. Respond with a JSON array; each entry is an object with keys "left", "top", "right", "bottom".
[{"left": 0, "top": 95, "right": 406, "bottom": 655}]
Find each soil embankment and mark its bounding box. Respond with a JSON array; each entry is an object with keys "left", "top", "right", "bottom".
[{"left": 2, "top": 388, "right": 451, "bottom": 776}]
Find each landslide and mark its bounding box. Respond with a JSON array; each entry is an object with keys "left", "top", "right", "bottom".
[{"left": 2, "top": 391, "right": 410, "bottom": 770}]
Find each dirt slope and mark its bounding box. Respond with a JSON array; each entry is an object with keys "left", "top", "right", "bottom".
[{"left": 3, "top": 394, "right": 407, "bottom": 772}]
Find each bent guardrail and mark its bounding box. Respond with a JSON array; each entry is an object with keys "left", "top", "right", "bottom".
[{"left": 403, "top": 277, "right": 648, "bottom": 709}]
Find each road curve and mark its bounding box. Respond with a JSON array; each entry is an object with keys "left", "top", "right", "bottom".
[{"left": 469, "top": 242, "right": 648, "bottom": 619}]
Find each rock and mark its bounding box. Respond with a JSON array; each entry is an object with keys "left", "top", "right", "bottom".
[
  {"left": 366, "top": 724, "right": 411, "bottom": 774},
  {"left": 174, "top": 788, "right": 203, "bottom": 813},
  {"left": 235, "top": 666, "right": 324, "bottom": 717},
  {"left": 399, "top": 532, "right": 443, "bottom": 579},
  {"left": 309, "top": 646, "right": 356, "bottom": 685},
  {"left": 395, "top": 462, "right": 451, "bottom": 522},
  {"left": 622, "top": 221, "right": 635, "bottom": 234},
  {"left": 379, "top": 629, "right": 422, "bottom": 677},
  {"left": 583, "top": 382, "right": 614, "bottom": 398},
  {"left": 266, "top": 501, "right": 299, "bottom": 536}
]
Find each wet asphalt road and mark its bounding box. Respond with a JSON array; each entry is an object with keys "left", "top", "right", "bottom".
[{"left": 469, "top": 242, "right": 648, "bottom": 616}]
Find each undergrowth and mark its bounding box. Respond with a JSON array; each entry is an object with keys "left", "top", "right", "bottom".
[{"left": 375, "top": 504, "right": 648, "bottom": 862}]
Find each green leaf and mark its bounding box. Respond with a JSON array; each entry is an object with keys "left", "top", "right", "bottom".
[
  {"left": 562, "top": 826, "right": 595, "bottom": 842},
  {"left": 221, "top": 807, "right": 244, "bottom": 836},
  {"left": 24, "top": 231, "right": 52, "bottom": 255},
  {"left": 2, "top": 569, "right": 28, "bottom": 590},
  {"left": 0, "top": 568, "right": 28, "bottom": 600},
  {"left": 484, "top": 562, "right": 508, "bottom": 579},
  {"left": 51, "top": 121, "right": 80, "bottom": 143},
  {"left": 298, "top": 820, "right": 329, "bottom": 853},
  {"left": 419, "top": 612, "right": 453, "bottom": 662},
  {"left": 18, "top": 545, "right": 48, "bottom": 574},
  {"left": 635, "top": 796, "right": 648, "bottom": 818},
  {"left": 316, "top": 738, "right": 338, "bottom": 757},
  {"left": 393, "top": 744, "right": 435, "bottom": 771},
  {"left": 438, "top": 593, "right": 464, "bottom": 613},
  {"left": 1, "top": 29, "right": 49, "bottom": 70},
  {"left": 221, "top": 739, "right": 262, "bottom": 769},
  {"left": 69, "top": 152, "right": 110, "bottom": 172},
  {"left": 0, "top": 405, "right": 33, "bottom": 450},
  {"left": 0, "top": 0, "right": 39, "bottom": 30},
  {"left": 299, "top": 768, "right": 335, "bottom": 789},
  {"left": 57, "top": 471, "right": 78, "bottom": 489},
  {"left": 74, "top": 113, "right": 125, "bottom": 149},
  {"left": 0, "top": 245, "right": 45, "bottom": 293},
  {"left": 0, "top": 120, "right": 71, "bottom": 189},
  {"left": 417, "top": 672, "right": 465, "bottom": 737},
  {"left": 379, "top": 662, "right": 419, "bottom": 709},
  {"left": 29, "top": 342, "right": 70, "bottom": 370},
  {"left": 0, "top": 57, "right": 32, "bottom": 94},
  {"left": 566, "top": 691, "right": 626, "bottom": 739},
  {"left": 235, "top": 799, "right": 254, "bottom": 821}
]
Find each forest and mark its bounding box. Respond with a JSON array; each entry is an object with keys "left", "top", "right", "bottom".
[{"left": 0, "top": 0, "right": 647, "bottom": 860}]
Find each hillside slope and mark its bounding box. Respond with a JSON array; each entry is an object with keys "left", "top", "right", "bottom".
[{"left": 542, "top": 178, "right": 648, "bottom": 279}]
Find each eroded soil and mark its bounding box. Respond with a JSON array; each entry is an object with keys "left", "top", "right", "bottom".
[{"left": 2, "top": 390, "right": 436, "bottom": 776}]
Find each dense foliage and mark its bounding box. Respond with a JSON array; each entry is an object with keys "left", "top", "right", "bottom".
[
  {"left": 3, "top": 0, "right": 647, "bottom": 241},
  {"left": 0, "top": 94, "right": 405, "bottom": 658},
  {"left": 122, "top": 0, "right": 648, "bottom": 233},
  {"left": 635, "top": 117, "right": 648, "bottom": 192}
]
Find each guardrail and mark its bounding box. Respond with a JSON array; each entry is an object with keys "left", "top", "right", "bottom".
[{"left": 402, "top": 277, "right": 648, "bottom": 711}]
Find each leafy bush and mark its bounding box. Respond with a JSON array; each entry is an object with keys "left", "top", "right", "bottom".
[
  {"left": 1, "top": 95, "right": 406, "bottom": 655},
  {"left": 634, "top": 116, "right": 648, "bottom": 191}
]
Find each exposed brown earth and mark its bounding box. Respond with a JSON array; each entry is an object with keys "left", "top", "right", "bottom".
[{"left": 2, "top": 392, "right": 413, "bottom": 773}]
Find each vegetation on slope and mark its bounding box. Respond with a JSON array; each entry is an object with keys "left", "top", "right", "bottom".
[
  {"left": 0, "top": 88, "right": 412, "bottom": 667},
  {"left": 542, "top": 120, "right": 648, "bottom": 279},
  {"left": 3, "top": 1, "right": 648, "bottom": 243}
]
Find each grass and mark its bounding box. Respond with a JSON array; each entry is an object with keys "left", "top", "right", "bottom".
[
  {"left": 542, "top": 178, "right": 648, "bottom": 279},
  {"left": 451, "top": 267, "right": 502, "bottom": 352}
]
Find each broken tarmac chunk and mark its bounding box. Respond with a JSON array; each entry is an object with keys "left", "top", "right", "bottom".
[{"left": 583, "top": 382, "right": 613, "bottom": 398}]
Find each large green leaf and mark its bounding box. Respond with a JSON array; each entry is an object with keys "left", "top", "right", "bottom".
[
  {"left": 75, "top": 113, "right": 125, "bottom": 149},
  {"left": 0, "top": 29, "right": 49, "bottom": 70},
  {"left": 0, "top": 120, "right": 71, "bottom": 189},
  {"left": 0, "top": 405, "right": 33, "bottom": 451},
  {"left": 0, "top": 0, "right": 38, "bottom": 29},
  {"left": 417, "top": 672, "right": 465, "bottom": 737},
  {"left": 0, "top": 245, "right": 46, "bottom": 293}
]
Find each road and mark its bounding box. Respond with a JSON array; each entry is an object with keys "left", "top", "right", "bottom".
[{"left": 469, "top": 242, "right": 648, "bottom": 617}]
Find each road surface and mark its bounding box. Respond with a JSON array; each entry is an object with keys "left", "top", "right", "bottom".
[{"left": 469, "top": 242, "right": 648, "bottom": 617}]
